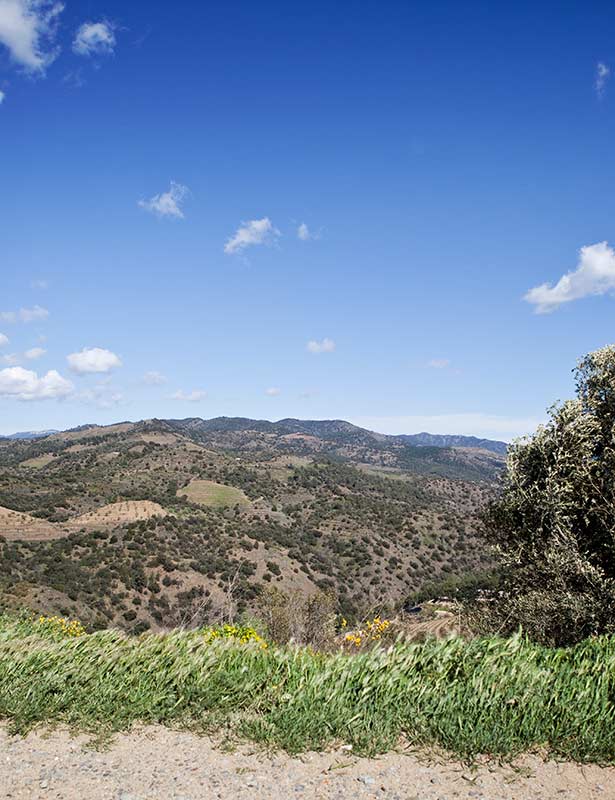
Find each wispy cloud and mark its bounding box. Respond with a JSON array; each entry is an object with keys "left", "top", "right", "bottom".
[
  {"left": 142, "top": 370, "right": 167, "bottom": 385},
  {"left": 62, "top": 67, "right": 85, "bottom": 88},
  {"left": 224, "top": 217, "right": 280, "bottom": 255},
  {"left": 0, "top": 333, "right": 8, "bottom": 347},
  {"left": 297, "top": 222, "right": 322, "bottom": 241},
  {"left": 67, "top": 347, "right": 122, "bottom": 374},
  {"left": 0, "top": 305, "right": 49, "bottom": 323},
  {"left": 0, "top": 0, "right": 64, "bottom": 74},
  {"left": 76, "top": 384, "right": 125, "bottom": 408},
  {"left": 138, "top": 182, "right": 189, "bottom": 219},
  {"left": 170, "top": 389, "right": 206, "bottom": 402},
  {"left": 30, "top": 278, "right": 49, "bottom": 289},
  {"left": 350, "top": 413, "right": 546, "bottom": 442},
  {"left": 596, "top": 62, "right": 610, "bottom": 98},
  {"left": 0, "top": 366, "right": 73, "bottom": 400},
  {"left": 73, "top": 20, "right": 115, "bottom": 56},
  {"left": 525, "top": 241, "right": 615, "bottom": 313},
  {"left": 0, "top": 90, "right": 5, "bottom": 104},
  {"left": 24, "top": 346, "right": 45, "bottom": 360},
  {"left": 427, "top": 358, "right": 450, "bottom": 369},
  {"left": 1, "top": 353, "right": 19, "bottom": 365},
  {"left": 307, "top": 337, "right": 336, "bottom": 354},
  {"left": 265, "top": 387, "right": 281, "bottom": 396}
]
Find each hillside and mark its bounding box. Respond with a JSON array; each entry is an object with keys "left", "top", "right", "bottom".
[{"left": 0, "top": 417, "right": 504, "bottom": 631}]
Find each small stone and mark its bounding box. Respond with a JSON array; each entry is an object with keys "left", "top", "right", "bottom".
[{"left": 358, "top": 775, "right": 376, "bottom": 786}]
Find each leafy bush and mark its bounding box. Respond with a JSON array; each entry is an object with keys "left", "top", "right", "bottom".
[
  {"left": 405, "top": 570, "right": 501, "bottom": 606},
  {"left": 258, "top": 587, "right": 337, "bottom": 648},
  {"left": 482, "top": 345, "right": 615, "bottom": 645}
]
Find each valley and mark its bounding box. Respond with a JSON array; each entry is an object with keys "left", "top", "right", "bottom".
[{"left": 0, "top": 417, "right": 503, "bottom": 631}]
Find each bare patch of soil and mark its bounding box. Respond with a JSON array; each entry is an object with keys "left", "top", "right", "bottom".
[
  {"left": 72, "top": 500, "right": 167, "bottom": 527},
  {"left": 1, "top": 726, "right": 613, "bottom": 800},
  {"left": 0, "top": 506, "right": 64, "bottom": 541},
  {"left": 18, "top": 454, "right": 57, "bottom": 469}
]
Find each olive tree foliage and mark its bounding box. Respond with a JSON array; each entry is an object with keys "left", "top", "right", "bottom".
[{"left": 482, "top": 345, "right": 615, "bottom": 645}]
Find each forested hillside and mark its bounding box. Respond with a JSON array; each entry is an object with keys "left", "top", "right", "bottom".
[{"left": 0, "top": 418, "right": 503, "bottom": 631}]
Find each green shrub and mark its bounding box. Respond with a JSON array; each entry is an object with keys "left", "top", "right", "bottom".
[{"left": 483, "top": 345, "right": 615, "bottom": 645}]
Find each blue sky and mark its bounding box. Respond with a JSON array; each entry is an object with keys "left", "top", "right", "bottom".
[{"left": 1, "top": 0, "right": 615, "bottom": 440}]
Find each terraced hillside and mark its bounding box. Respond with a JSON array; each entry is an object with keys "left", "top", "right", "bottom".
[{"left": 0, "top": 418, "right": 503, "bottom": 631}]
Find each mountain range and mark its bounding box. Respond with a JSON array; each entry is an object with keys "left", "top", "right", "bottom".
[
  {"left": 2, "top": 418, "right": 507, "bottom": 454},
  {"left": 0, "top": 430, "right": 60, "bottom": 441},
  {"left": 0, "top": 416, "right": 504, "bottom": 631}
]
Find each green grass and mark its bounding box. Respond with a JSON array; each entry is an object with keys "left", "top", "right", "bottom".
[
  {"left": 1, "top": 614, "right": 615, "bottom": 761},
  {"left": 177, "top": 479, "right": 250, "bottom": 508}
]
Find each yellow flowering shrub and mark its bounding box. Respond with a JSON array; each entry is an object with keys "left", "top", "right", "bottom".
[
  {"left": 35, "top": 615, "right": 86, "bottom": 639},
  {"left": 343, "top": 616, "right": 392, "bottom": 649},
  {"left": 202, "top": 624, "right": 267, "bottom": 648}
]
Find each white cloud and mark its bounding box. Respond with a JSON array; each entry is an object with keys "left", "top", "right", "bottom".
[
  {"left": 0, "top": 366, "right": 73, "bottom": 400},
  {"left": 0, "top": 0, "right": 64, "bottom": 73},
  {"left": 427, "top": 358, "right": 450, "bottom": 369},
  {"left": 350, "top": 413, "right": 546, "bottom": 443},
  {"left": 62, "top": 67, "right": 85, "bottom": 88},
  {"left": 525, "top": 241, "right": 615, "bottom": 313},
  {"left": 20, "top": 304, "right": 48, "bottom": 322},
  {"left": 138, "top": 182, "right": 189, "bottom": 219},
  {"left": 30, "top": 278, "right": 48, "bottom": 289},
  {"left": 142, "top": 370, "right": 167, "bottom": 385},
  {"left": 224, "top": 217, "right": 280, "bottom": 255},
  {"left": 0, "top": 305, "right": 49, "bottom": 323},
  {"left": 265, "top": 387, "right": 281, "bottom": 396},
  {"left": 73, "top": 20, "right": 115, "bottom": 56},
  {"left": 24, "top": 346, "right": 45, "bottom": 360},
  {"left": 67, "top": 347, "right": 122, "bottom": 374},
  {"left": 307, "top": 337, "right": 336, "bottom": 354},
  {"left": 1, "top": 353, "right": 19, "bottom": 365},
  {"left": 0, "top": 333, "right": 8, "bottom": 347},
  {"left": 170, "top": 389, "right": 206, "bottom": 402},
  {"left": 297, "top": 222, "right": 320, "bottom": 241},
  {"left": 596, "top": 62, "right": 610, "bottom": 97},
  {"left": 0, "top": 90, "right": 5, "bottom": 104},
  {"left": 76, "top": 385, "right": 124, "bottom": 408}
]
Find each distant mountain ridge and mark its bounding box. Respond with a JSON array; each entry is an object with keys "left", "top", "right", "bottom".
[
  {"left": 0, "top": 430, "right": 60, "bottom": 441},
  {"left": 397, "top": 432, "right": 507, "bottom": 455},
  {"left": 162, "top": 417, "right": 508, "bottom": 455},
  {"left": 1, "top": 418, "right": 507, "bottom": 454}
]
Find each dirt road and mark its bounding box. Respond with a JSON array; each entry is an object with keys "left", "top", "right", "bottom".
[{"left": 2, "top": 726, "right": 613, "bottom": 800}]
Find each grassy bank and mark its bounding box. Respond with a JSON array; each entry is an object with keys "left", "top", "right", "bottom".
[{"left": 1, "top": 614, "right": 614, "bottom": 761}]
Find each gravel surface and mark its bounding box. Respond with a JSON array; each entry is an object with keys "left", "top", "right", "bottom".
[{"left": 2, "top": 726, "right": 614, "bottom": 800}]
